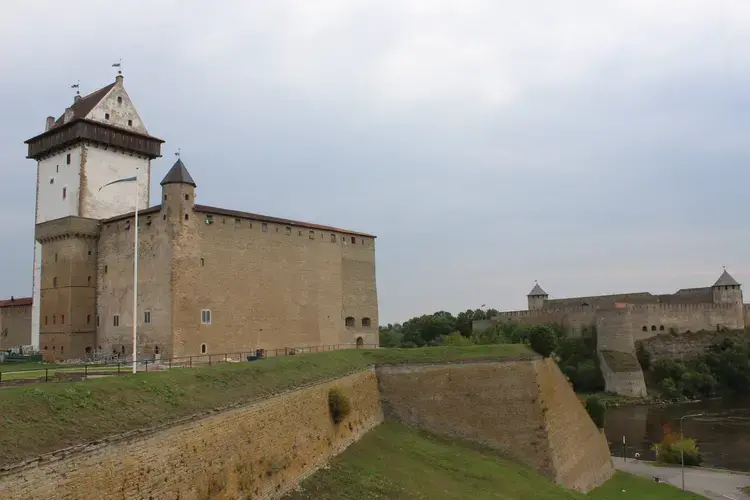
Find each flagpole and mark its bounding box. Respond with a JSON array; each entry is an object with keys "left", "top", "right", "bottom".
[{"left": 132, "top": 172, "right": 139, "bottom": 374}]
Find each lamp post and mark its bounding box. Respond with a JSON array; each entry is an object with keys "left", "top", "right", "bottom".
[
  {"left": 680, "top": 412, "right": 704, "bottom": 491},
  {"left": 98, "top": 170, "right": 140, "bottom": 374}
]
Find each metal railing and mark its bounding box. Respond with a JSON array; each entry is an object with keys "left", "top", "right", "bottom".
[{"left": 0, "top": 343, "right": 379, "bottom": 387}]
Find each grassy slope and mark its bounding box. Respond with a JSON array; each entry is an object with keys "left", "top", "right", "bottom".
[
  {"left": 0, "top": 345, "right": 532, "bottom": 467},
  {"left": 286, "top": 422, "right": 705, "bottom": 500}
]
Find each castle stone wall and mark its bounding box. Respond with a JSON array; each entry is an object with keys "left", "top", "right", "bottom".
[
  {"left": 375, "top": 359, "right": 613, "bottom": 493},
  {"left": 0, "top": 302, "right": 31, "bottom": 348},
  {"left": 596, "top": 308, "right": 648, "bottom": 397},
  {"left": 168, "top": 195, "right": 378, "bottom": 358},
  {"left": 0, "top": 369, "right": 383, "bottom": 500},
  {"left": 97, "top": 208, "right": 173, "bottom": 359}
]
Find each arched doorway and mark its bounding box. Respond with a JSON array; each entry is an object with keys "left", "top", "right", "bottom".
[{"left": 356, "top": 336, "right": 364, "bottom": 348}]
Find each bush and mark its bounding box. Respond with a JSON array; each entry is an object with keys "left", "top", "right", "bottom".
[
  {"left": 653, "top": 432, "right": 703, "bottom": 466},
  {"left": 439, "top": 331, "right": 475, "bottom": 346},
  {"left": 636, "top": 343, "right": 651, "bottom": 371},
  {"left": 328, "top": 388, "right": 351, "bottom": 424},
  {"left": 585, "top": 395, "right": 606, "bottom": 428},
  {"left": 528, "top": 325, "right": 557, "bottom": 358}
]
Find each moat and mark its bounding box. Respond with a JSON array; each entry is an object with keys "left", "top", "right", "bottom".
[{"left": 604, "top": 395, "right": 750, "bottom": 472}]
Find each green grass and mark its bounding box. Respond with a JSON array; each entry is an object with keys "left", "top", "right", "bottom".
[
  {"left": 742, "top": 486, "right": 750, "bottom": 494},
  {"left": 285, "top": 422, "right": 705, "bottom": 500},
  {"left": 0, "top": 362, "right": 46, "bottom": 373},
  {"left": 0, "top": 345, "right": 532, "bottom": 467}
]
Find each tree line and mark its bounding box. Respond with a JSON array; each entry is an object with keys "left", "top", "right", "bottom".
[{"left": 379, "top": 310, "right": 605, "bottom": 393}]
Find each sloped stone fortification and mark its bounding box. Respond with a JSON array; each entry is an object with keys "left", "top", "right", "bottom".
[{"left": 376, "top": 358, "right": 614, "bottom": 493}]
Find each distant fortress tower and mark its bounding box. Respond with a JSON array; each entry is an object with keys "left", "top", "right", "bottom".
[{"left": 25, "top": 74, "right": 164, "bottom": 349}]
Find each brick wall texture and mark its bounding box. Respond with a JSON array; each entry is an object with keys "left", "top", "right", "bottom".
[
  {"left": 0, "top": 370, "right": 383, "bottom": 500},
  {"left": 375, "top": 359, "right": 614, "bottom": 493}
]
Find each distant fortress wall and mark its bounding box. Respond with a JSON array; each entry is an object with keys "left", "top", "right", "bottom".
[
  {"left": 476, "top": 271, "right": 747, "bottom": 396},
  {"left": 485, "top": 302, "right": 743, "bottom": 340}
]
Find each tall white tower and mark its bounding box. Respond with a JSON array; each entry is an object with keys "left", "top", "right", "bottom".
[{"left": 24, "top": 74, "right": 163, "bottom": 349}]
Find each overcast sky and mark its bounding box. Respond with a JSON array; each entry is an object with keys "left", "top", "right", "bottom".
[{"left": 1, "top": 1, "right": 749, "bottom": 324}]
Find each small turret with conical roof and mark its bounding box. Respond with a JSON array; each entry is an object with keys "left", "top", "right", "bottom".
[
  {"left": 527, "top": 281, "right": 548, "bottom": 310},
  {"left": 712, "top": 267, "right": 742, "bottom": 305},
  {"left": 160, "top": 156, "right": 196, "bottom": 225}
]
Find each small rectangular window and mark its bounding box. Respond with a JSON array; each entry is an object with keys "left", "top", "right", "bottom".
[
  {"left": 235, "top": 218, "right": 241, "bottom": 226},
  {"left": 200, "top": 257, "right": 205, "bottom": 267},
  {"left": 124, "top": 220, "right": 131, "bottom": 230},
  {"left": 309, "top": 230, "right": 315, "bottom": 239},
  {"left": 144, "top": 311, "right": 151, "bottom": 324},
  {"left": 104, "top": 113, "right": 110, "bottom": 120},
  {"left": 96, "top": 315, "right": 100, "bottom": 327},
  {"left": 62, "top": 187, "right": 67, "bottom": 200},
  {"left": 66, "top": 153, "right": 71, "bottom": 165},
  {"left": 113, "top": 314, "right": 120, "bottom": 327},
  {"left": 50, "top": 178, "right": 54, "bottom": 184},
  {"left": 128, "top": 119, "right": 133, "bottom": 126},
  {"left": 206, "top": 215, "right": 214, "bottom": 225},
  {"left": 285, "top": 226, "right": 291, "bottom": 235},
  {"left": 262, "top": 223, "right": 268, "bottom": 232},
  {"left": 201, "top": 309, "right": 212, "bottom": 325},
  {"left": 351, "top": 236, "right": 356, "bottom": 244},
  {"left": 330, "top": 234, "right": 336, "bottom": 243},
  {"left": 87, "top": 314, "right": 91, "bottom": 324},
  {"left": 146, "top": 216, "right": 152, "bottom": 226},
  {"left": 61, "top": 314, "right": 65, "bottom": 324},
  {"left": 104, "top": 265, "right": 108, "bottom": 273}
]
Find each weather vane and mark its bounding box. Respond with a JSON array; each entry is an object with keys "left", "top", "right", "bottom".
[
  {"left": 175, "top": 148, "right": 181, "bottom": 158},
  {"left": 70, "top": 80, "right": 80, "bottom": 95},
  {"left": 112, "top": 58, "right": 122, "bottom": 75}
]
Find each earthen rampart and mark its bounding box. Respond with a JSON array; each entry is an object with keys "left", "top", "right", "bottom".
[{"left": 0, "top": 358, "right": 614, "bottom": 498}]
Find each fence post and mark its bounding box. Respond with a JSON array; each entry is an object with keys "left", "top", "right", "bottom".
[
  {"left": 45, "top": 368, "right": 49, "bottom": 382},
  {"left": 225, "top": 353, "right": 228, "bottom": 363},
  {"left": 84, "top": 364, "right": 88, "bottom": 380},
  {"left": 209, "top": 355, "right": 212, "bottom": 366},
  {"left": 117, "top": 363, "right": 120, "bottom": 375},
  {"left": 189, "top": 356, "right": 192, "bottom": 368},
  {"left": 168, "top": 358, "right": 172, "bottom": 369},
  {"left": 0, "top": 371, "right": 2, "bottom": 387},
  {"left": 145, "top": 360, "right": 148, "bottom": 372}
]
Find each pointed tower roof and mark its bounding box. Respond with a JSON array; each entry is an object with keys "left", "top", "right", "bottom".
[
  {"left": 51, "top": 82, "right": 117, "bottom": 129},
  {"left": 528, "top": 282, "right": 548, "bottom": 296},
  {"left": 713, "top": 268, "right": 740, "bottom": 287},
  {"left": 160, "top": 158, "right": 197, "bottom": 187}
]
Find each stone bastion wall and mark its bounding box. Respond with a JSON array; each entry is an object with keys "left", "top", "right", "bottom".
[{"left": 0, "top": 359, "right": 613, "bottom": 499}]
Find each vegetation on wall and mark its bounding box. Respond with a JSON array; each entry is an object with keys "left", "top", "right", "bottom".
[
  {"left": 328, "top": 388, "right": 351, "bottom": 424},
  {"left": 584, "top": 395, "right": 606, "bottom": 429},
  {"left": 647, "top": 339, "right": 750, "bottom": 400}
]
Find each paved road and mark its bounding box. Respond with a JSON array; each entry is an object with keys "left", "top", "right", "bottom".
[{"left": 615, "top": 459, "right": 750, "bottom": 500}]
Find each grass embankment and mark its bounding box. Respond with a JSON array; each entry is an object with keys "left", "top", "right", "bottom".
[
  {"left": 286, "top": 422, "right": 706, "bottom": 500},
  {"left": 0, "top": 345, "right": 532, "bottom": 467}
]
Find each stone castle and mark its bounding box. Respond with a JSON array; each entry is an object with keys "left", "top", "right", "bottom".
[
  {"left": 476, "top": 269, "right": 747, "bottom": 396},
  {"left": 22, "top": 74, "right": 378, "bottom": 361}
]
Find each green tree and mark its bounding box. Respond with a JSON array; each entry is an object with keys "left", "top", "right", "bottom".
[
  {"left": 585, "top": 395, "right": 606, "bottom": 428},
  {"left": 528, "top": 325, "right": 557, "bottom": 358}
]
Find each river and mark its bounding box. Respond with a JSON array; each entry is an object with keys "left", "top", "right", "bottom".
[{"left": 604, "top": 395, "right": 750, "bottom": 472}]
